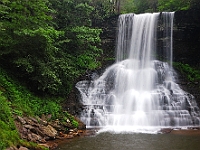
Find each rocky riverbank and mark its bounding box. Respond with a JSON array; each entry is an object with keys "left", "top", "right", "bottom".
[{"left": 6, "top": 115, "right": 95, "bottom": 150}]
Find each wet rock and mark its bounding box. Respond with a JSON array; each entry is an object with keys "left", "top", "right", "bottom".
[
  {"left": 24, "top": 125, "right": 34, "bottom": 130},
  {"left": 6, "top": 146, "right": 18, "bottom": 150},
  {"left": 40, "top": 125, "right": 57, "bottom": 139},
  {"left": 38, "top": 144, "right": 49, "bottom": 149},
  {"left": 18, "top": 146, "right": 29, "bottom": 150},
  {"left": 49, "top": 120, "right": 66, "bottom": 131},
  {"left": 23, "top": 117, "right": 38, "bottom": 127},
  {"left": 159, "top": 128, "right": 173, "bottom": 134},
  {"left": 28, "top": 133, "right": 42, "bottom": 142},
  {"left": 75, "top": 117, "right": 86, "bottom": 130},
  {"left": 66, "top": 134, "right": 74, "bottom": 139},
  {"left": 17, "top": 116, "right": 26, "bottom": 125},
  {"left": 14, "top": 115, "right": 87, "bottom": 150},
  {"left": 39, "top": 142, "right": 58, "bottom": 150}
]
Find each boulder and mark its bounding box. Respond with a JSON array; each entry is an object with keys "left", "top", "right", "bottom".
[
  {"left": 27, "top": 133, "right": 42, "bottom": 142},
  {"left": 40, "top": 125, "right": 57, "bottom": 139},
  {"left": 18, "top": 146, "right": 29, "bottom": 150},
  {"left": 17, "top": 116, "right": 26, "bottom": 125},
  {"left": 6, "top": 146, "right": 18, "bottom": 150}
]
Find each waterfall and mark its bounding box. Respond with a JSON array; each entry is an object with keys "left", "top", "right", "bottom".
[{"left": 76, "top": 12, "right": 200, "bottom": 133}]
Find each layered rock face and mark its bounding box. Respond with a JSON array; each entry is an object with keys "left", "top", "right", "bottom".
[
  {"left": 173, "top": 9, "right": 200, "bottom": 106},
  {"left": 174, "top": 9, "right": 200, "bottom": 66}
]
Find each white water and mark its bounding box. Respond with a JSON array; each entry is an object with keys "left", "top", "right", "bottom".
[{"left": 76, "top": 12, "right": 200, "bottom": 133}]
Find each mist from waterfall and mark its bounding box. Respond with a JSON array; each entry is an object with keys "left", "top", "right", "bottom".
[{"left": 76, "top": 12, "right": 200, "bottom": 133}]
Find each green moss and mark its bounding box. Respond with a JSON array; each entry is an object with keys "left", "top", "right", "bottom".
[
  {"left": 63, "top": 111, "right": 79, "bottom": 128},
  {"left": 173, "top": 62, "right": 200, "bottom": 82},
  {"left": 19, "top": 140, "right": 49, "bottom": 150}
]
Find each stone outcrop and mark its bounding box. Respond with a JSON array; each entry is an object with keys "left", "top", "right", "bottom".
[
  {"left": 174, "top": 9, "right": 200, "bottom": 66},
  {"left": 14, "top": 115, "right": 88, "bottom": 150},
  {"left": 173, "top": 9, "right": 200, "bottom": 106}
]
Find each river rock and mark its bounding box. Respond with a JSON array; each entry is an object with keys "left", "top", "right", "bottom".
[
  {"left": 18, "top": 146, "right": 29, "bottom": 150},
  {"left": 39, "top": 142, "right": 58, "bottom": 149},
  {"left": 14, "top": 114, "right": 87, "bottom": 150},
  {"left": 17, "top": 116, "right": 26, "bottom": 125},
  {"left": 27, "top": 133, "right": 42, "bottom": 142},
  {"left": 6, "top": 146, "right": 18, "bottom": 150},
  {"left": 49, "top": 120, "right": 66, "bottom": 131},
  {"left": 24, "top": 125, "right": 34, "bottom": 130},
  {"left": 40, "top": 125, "right": 57, "bottom": 139}
]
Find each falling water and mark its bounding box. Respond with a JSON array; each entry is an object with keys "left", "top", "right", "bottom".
[{"left": 76, "top": 12, "right": 200, "bottom": 133}]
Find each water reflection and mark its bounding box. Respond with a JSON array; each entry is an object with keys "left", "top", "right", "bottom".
[{"left": 56, "top": 131, "right": 200, "bottom": 150}]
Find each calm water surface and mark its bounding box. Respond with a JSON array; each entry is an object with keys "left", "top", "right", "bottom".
[{"left": 56, "top": 131, "right": 200, "bottom": 150}]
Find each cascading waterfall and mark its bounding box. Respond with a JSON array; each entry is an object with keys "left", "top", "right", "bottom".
[{"left": 76, "top": 12, "right": 200, "bottom": 133}]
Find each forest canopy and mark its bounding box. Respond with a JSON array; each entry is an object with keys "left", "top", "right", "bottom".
[
  {"left": 120, "top": 0, "right": 200, "bottom": 14},
  {"left": 0, "top": 0, "right": 198, "bottom": 96},
  {"left": 0, "top": 0, "right": 114, "bottom": 96}
]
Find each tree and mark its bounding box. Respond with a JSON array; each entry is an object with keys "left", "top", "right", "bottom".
[
  {"left": 158, "top": 0, "right": 190, "bottom": 11},
  {"left": 133, "top": 0, "right": 151, "bottom": 13},
  {"left": 0, "top": 0, "right": 63, "bottom": 95},
  {"left": 0, "top": 0, "right": 108, "bottom": 96},
  {"left": 120, "top": 0, "right": 137, "bottom": 14},
  {"left": 0, "top": 0, "right": 58, "bottom": 55}
]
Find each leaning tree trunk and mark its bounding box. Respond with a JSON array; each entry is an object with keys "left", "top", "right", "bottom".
[{"left": 115, "top": 0, "right": 121, "bottom": 14}]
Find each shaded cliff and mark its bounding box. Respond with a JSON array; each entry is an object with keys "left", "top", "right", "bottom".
[
  {"left": 173, "top": 9, "right": 200, "bottom": 106},
  {"left": 174, "top": 9, "right": 200, "bottom": 66}
]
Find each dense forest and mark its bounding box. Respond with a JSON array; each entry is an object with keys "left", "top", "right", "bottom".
[{"left": 0, "top": 0, "right": 200, "bottom": 149}]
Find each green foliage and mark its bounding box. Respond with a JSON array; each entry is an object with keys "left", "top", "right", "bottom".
[
  {"left": 68, "top": 26, "right": 102, "bottom": 69},
  {"left": 49, "top": 0, "right": 94, "bottom": 27},
  {"left": 0, "top": 67, "right": 62, "bottom": 119},
  {"left": 123, "top": 0, "right": 192, "bottom": 14},
  {"left": 64, "top": 111, "right": 79, "bottom": 128},
  {"left": 19, "top": 140, "right": 48, "bottom": 150},
  {"left": 0, "top": 91, "right": 19, "bottom": 149},
  {"left": 173, "top": 62, "right": 200, "bottom": 82},
  {"left": 131, "top": 0, "right": 157, "bottom": 13},
  {"left": 158, "top": 0, "right": 190, "bottom": 11},
  {"left": 89, "top": 0, "right": 116, "bottom": 23},
  {"left": 0, "top": 66, "right": 75, "bottom": 149},
  {"left": 0, "top": 0, "right": 55, "bottom": 55},
  {"left": 120, "top": 0, "right": 137, "bottom": 14},
  {"left": 0, "top": 0, "right": 104, "bottom": 96}
]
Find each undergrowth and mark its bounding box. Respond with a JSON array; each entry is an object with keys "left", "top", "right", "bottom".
[
  {"left": 173, "top": 62, "right": 200, "bottom": 82},
  {"left": 0, "top": 91, "right": 19, "bottom": 149},
  {"left": 0, "top": 67, "right": 78, "bottom": 149}
]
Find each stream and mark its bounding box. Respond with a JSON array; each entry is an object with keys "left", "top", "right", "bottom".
[{"left": 56, "top": 130, "right": 200, "bottom": 150}]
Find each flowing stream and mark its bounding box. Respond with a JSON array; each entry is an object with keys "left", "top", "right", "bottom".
[{"left": 76, "top": 12, "right": 200, "bottom": 133}]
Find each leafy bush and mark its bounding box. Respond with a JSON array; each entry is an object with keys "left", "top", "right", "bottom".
[
  {"left": 0, "top": 66, "right": 65, "bottom": 149},
  {"left": 158, "top": 0, "right": 190, "bottom": 11},
  {"left": 0, "top": 67, "right": 62, "bottom": 119},
  {"left": 63, "top": 111, "right": 79, "bottom": 128},
  {"left": 173, "top": 62, "right": 200, "bottom": 82}
]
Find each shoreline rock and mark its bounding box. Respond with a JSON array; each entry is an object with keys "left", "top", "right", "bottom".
[
  {"left": 12, "top": 115, "right": 200, "bottom": 150},
  {"left": 13, "top": 115, "right": 89, "bottom": 150}
]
